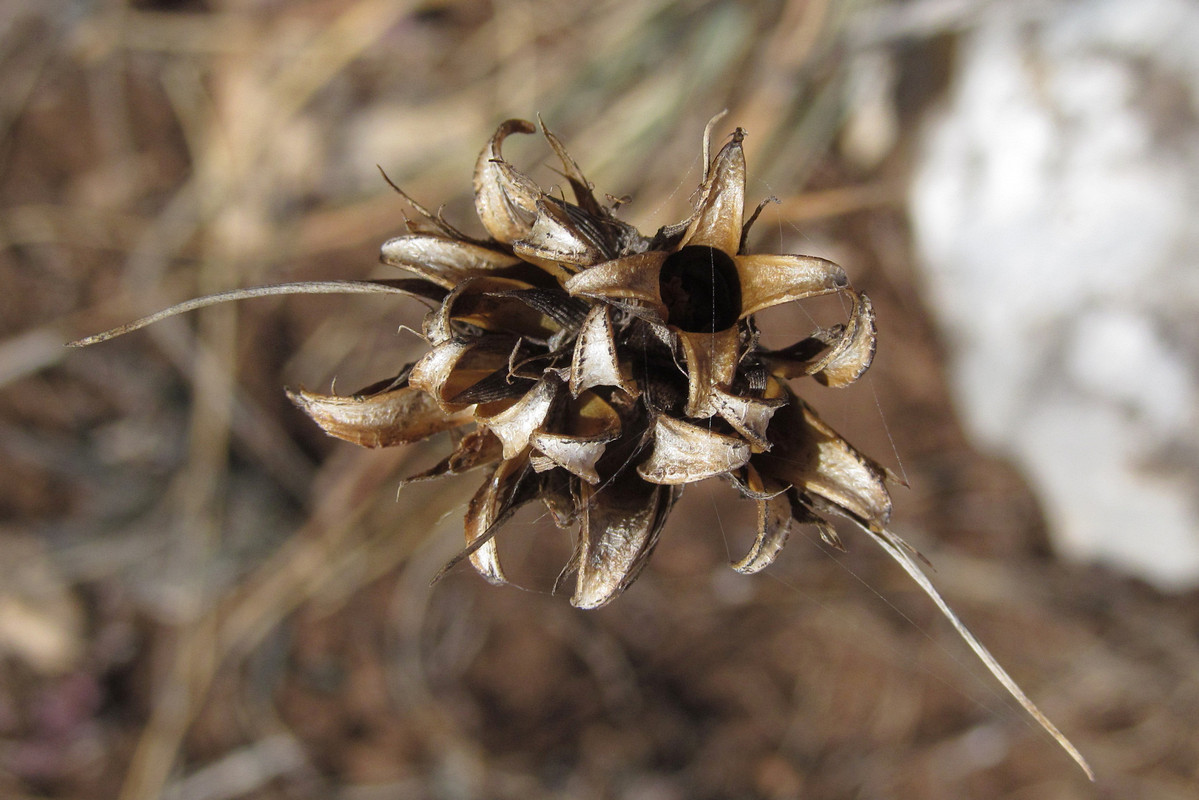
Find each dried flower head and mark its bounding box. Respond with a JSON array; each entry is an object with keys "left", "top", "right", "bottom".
[
  {"left": 288, "top": 117, "right": 883, "bottom": 608},
  {"left": 71, "top": 116, "right": 1091, "bottom": 778}
]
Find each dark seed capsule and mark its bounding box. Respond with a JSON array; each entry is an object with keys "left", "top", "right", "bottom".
[{"left": 658, "top": 246, "right": 742, "bottom": 333}]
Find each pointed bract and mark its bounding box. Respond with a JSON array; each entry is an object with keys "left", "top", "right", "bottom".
[
  {"left": 381, "top": 235, "right": 522, "bottom": 290},
  {"left": 513, "top": 199, "right": 605, "bottom": 278},
  {"left": 756, "top": 391, "right": 892, "bottom": 530},
  {"left": 473, "top": 119, "right": 540, "bottom": 244},
  {"left": 638, "top": 414, "right": 752, "bottom": 485},
  {"left": 676, "top": 327, "right": 741, "bottom": 418},
  {"left": 530, "top": 431, "right": 609, "bottom": 484},
  {"left": 735, "top": 254, "right": 848, "bottom": 317},
  {"left": 564, "top": 252, "right": 668, "bottom": 317},
  {"left": 464, "top": 453, "right": 534, "bottom": 585},
  {"left": 570, "top": 305, "right": 638, "bottom": 397},
  {"left": 572, "top": 474, "right": 679, "bottom": 608},
  {"left": 539, "top": 118, "right": 603, "bottom": 216},
  {"left": 680, "top": 131, "right": 746, "bottom": 255},
  {"left": 810, "top": 291, "right": 877, "bottom": 387},
  {"left": 730, "top": 465, "right": 792, "bottom": 574},
  {"left": 409, "top": 340, "right": 489, "bottom": 409},
  {"left": 710, "top": 387, "right": 783, "bottom": 451},
  {"left": 287, "top": 386, "right": 472, "bottom": 448},
  {"left": 478, "top": 372, "right": 562, "bottom": 459}
]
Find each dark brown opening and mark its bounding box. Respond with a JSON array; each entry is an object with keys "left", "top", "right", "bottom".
[{"left": 658, "top": 246, "right": 741, "bottom": 333}]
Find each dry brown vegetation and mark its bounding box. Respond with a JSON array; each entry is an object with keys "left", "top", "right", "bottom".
[{"left": 2, "top": 1, "right": 1197, "bottom": 798}]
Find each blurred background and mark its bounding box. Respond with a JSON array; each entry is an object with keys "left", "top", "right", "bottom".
[{"left": 2, "top": 0, "right": 1197, "bottom": 798}]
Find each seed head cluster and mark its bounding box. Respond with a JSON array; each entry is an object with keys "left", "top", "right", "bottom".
[
  {"left": 289, "top": 118, "right": 887, "bottom": 608},
  {"left": 69, "top": 117, "right": 1093, "bottom": 776}
]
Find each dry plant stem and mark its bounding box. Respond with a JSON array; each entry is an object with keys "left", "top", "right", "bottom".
[
  {"left": 66, "top": 281, "right": 440, "bottom": 347},
  {"left": 119, "top": 615, "right": 219, "bottom": 800},
  {"left": 863, "top": 525, "right": 1095, "bottom": 780}
]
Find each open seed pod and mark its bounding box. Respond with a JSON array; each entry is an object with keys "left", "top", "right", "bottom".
[{"left": 297, "top": 119, "right": 880, "bottom": 609}]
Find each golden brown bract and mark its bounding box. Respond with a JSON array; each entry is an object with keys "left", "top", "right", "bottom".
[{"left": 294, "top": 118, "right": 881, "bottom": 610}]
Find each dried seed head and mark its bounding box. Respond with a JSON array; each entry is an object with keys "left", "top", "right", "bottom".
[
  {"left": 308, "top": 119, "right": 887, "bottom": 606},
  {"left": 70, "top": 117, "right": 1091, "bottom": 778},
  {"left": 298, "top": 120, "right": 1092, "bottom": 776}
]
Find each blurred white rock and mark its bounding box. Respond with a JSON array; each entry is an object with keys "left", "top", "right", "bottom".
[{"left": 909, "top": 0, "right": 1199, "bottom": 588}]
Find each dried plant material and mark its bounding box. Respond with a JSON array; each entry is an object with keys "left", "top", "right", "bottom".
[
  {"left": 860, "top": 524, "right": 1096, "bottom": 782},
  {"left": 637, "top": 414, "right": 752, "bottom": 485},
  {"left": 0, "top": 534, "right": 84, "bottom": 675},
  {"left": 71, "top": 118, "right": 1091, "bottom": 778},
  {"left": 564, "top": 252, "right": 671, "bottom": 314},
  {"left": 735, "top": 253, "right": 848, "bottom": 317},
  {"left": 286, "top": 386, "right": 473, "bottom": 448},
  {"left": 675, "top": 327, "right": 742, "bottom": 418},
  {"left": 809, "top": 290, "right": 877, "bottom": 387},
  {"left": 570, "top": 305, "right": 638, "bottom": 397},
  {"left": 756, "top": 389, "right": 893, "bottom": 532},
  {"left": 728, "top": 465, "right": 793, "bottom": 574},
  {"left": 462, "top": 453, "right": 534, "bottom": 586},
  {"left": 478, "top": 373, "right": 561, "bottom": 459},
  {"left": 379, "top": 236, "right": 523, "bottom": 289},
  {"left": 572, "top": 473, "right": 680, "bottom": 609},
  {"left": 474, "top": 119, "right": 541, "bottom": 244},
  {"left": 402, "top": 428, "right": 504, "bottom": 484},
  {"left": 66, "top": 281, "right": 445, "bottom": 348},
  {"left": 711, "top": 387, "right": 783, "bottom": 450}
]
